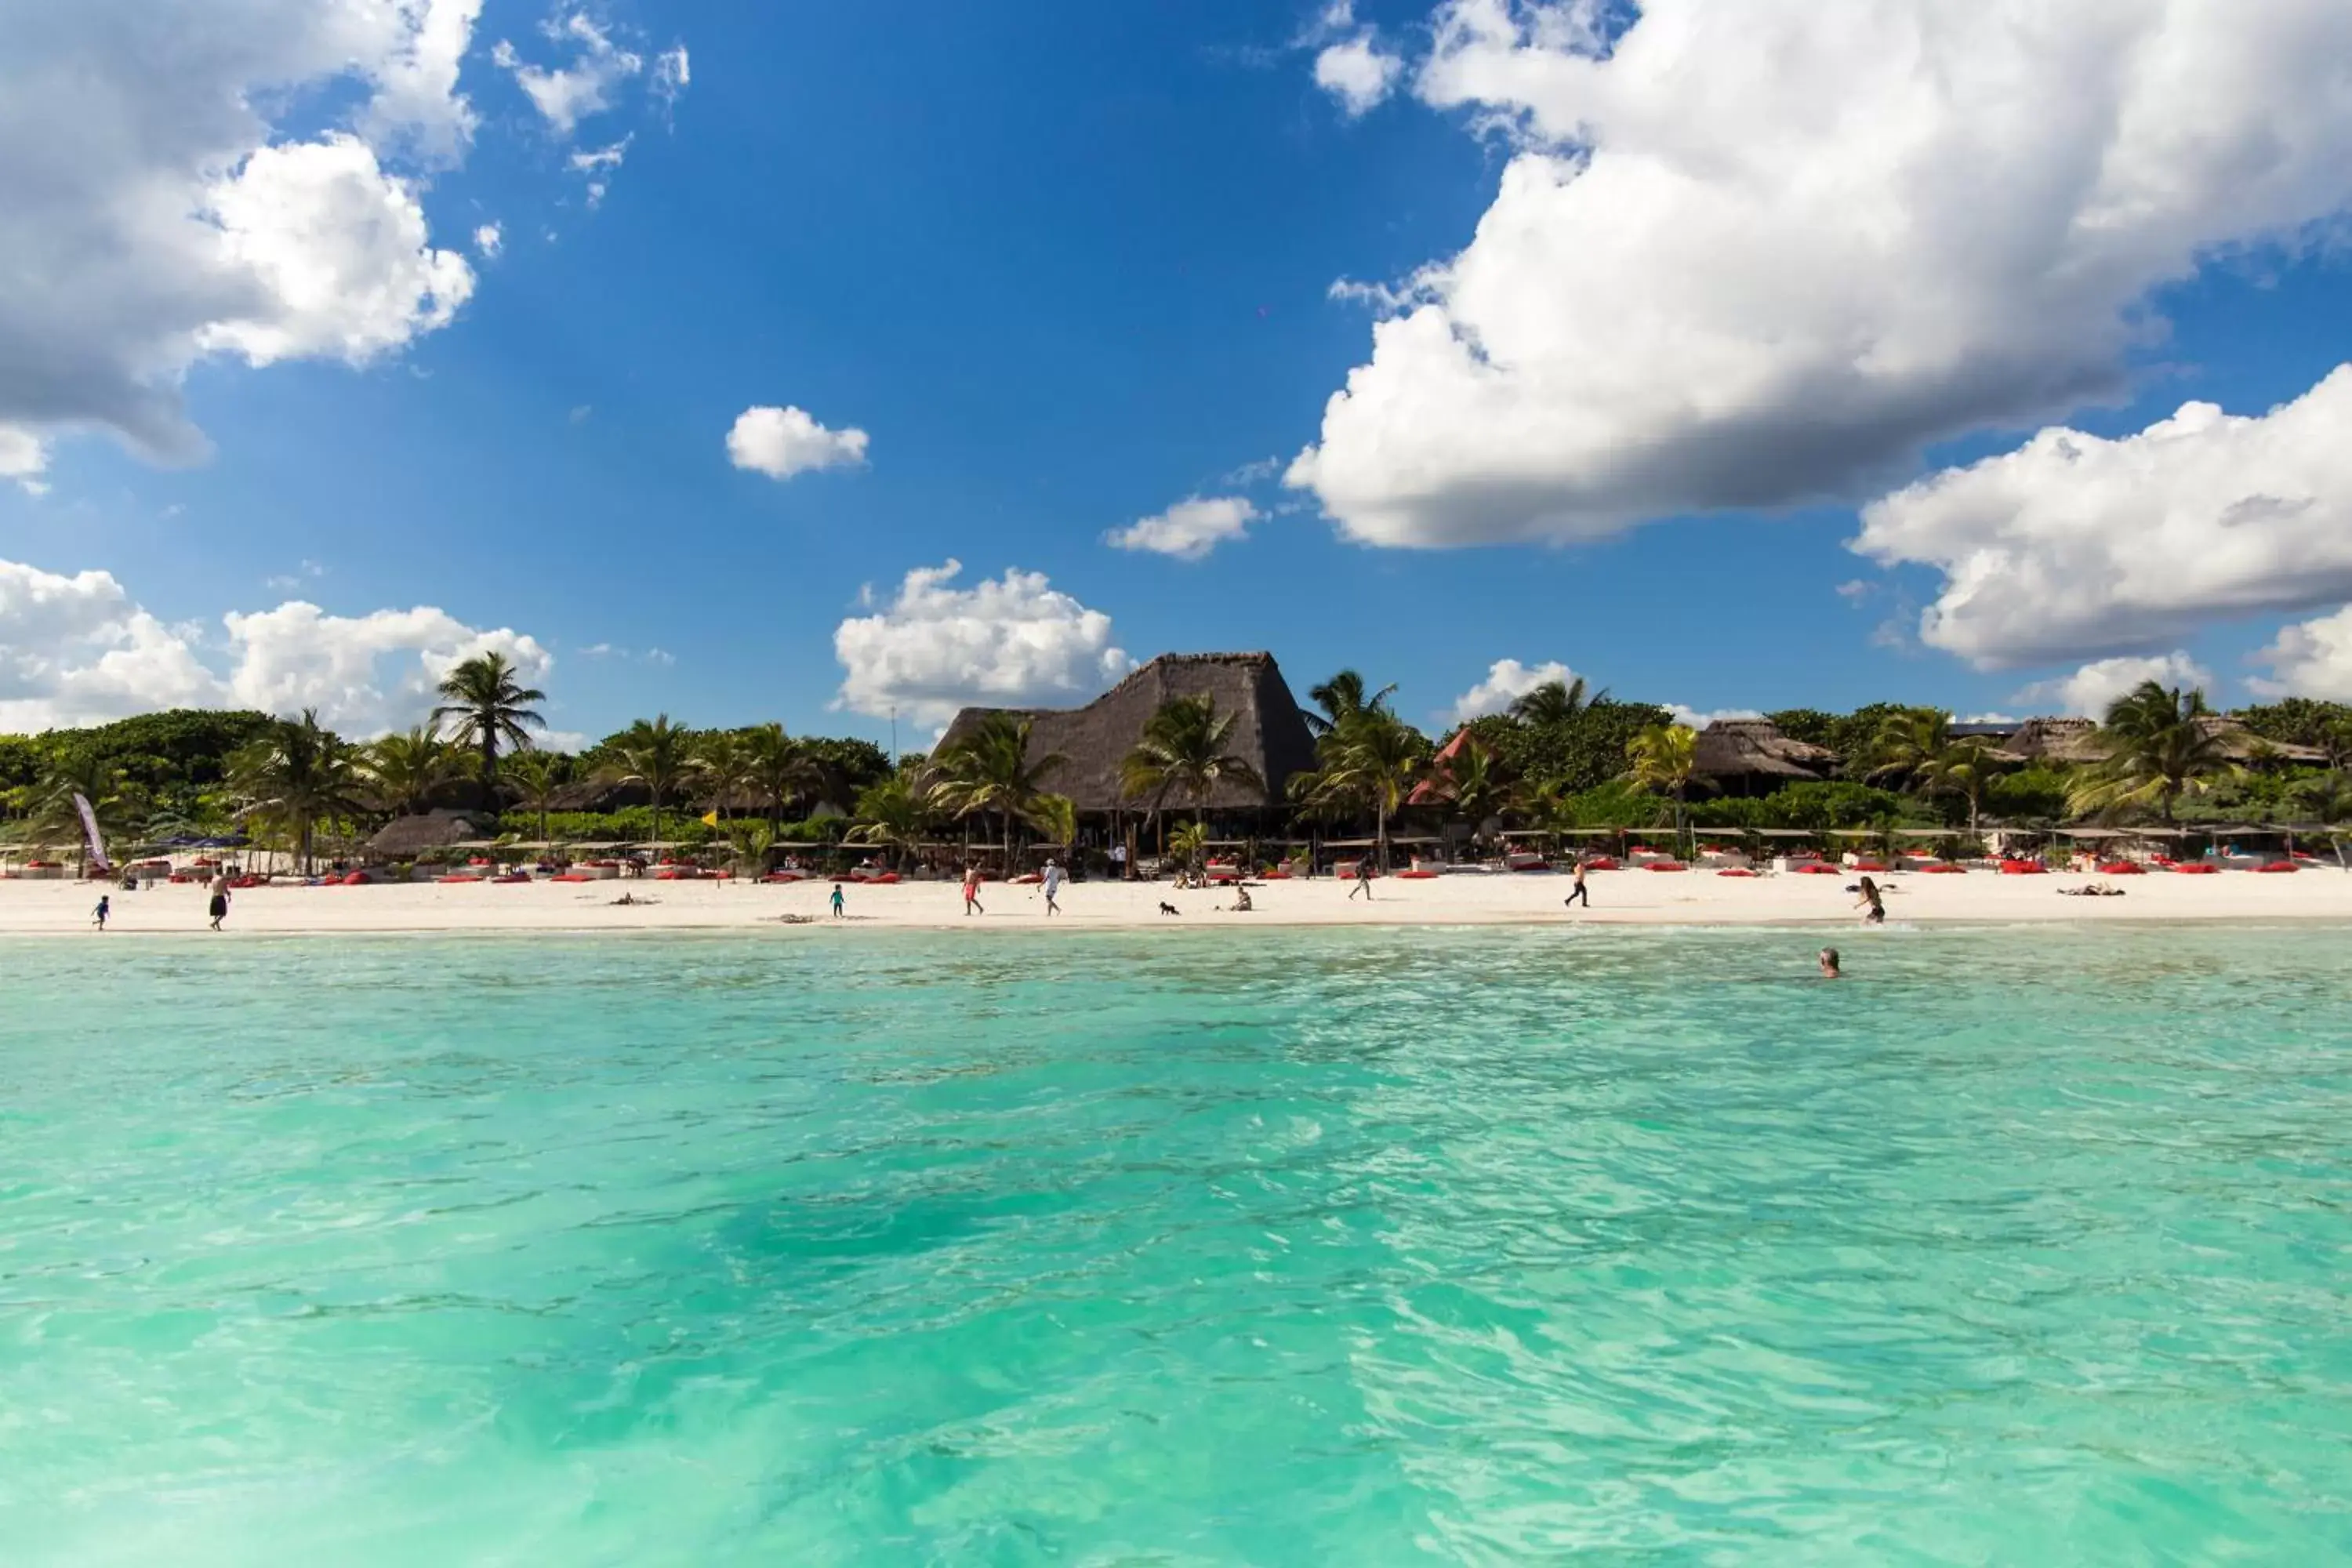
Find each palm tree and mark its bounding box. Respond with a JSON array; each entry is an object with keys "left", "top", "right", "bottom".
[
  {"left": 1428, "top": 739, "right": 1515, "bottom": 841},
  {"left": 1031, "top": 792, "right": 1078, "bottom": 855},
  {"left": 1624, "top": 722, "right": 1701, "bottom": 836},
  {"left": 503, "top": 749, "right": 572, "bottom": 846},
  {"left": 1304, "top": 669, "right": 1397, "bottom": 738},
  {"left": 744, "top": 722, "right": 829, "bottom": 837},
  {"left": 30, "top": 753, "right": 140, "bottom": 873},
  {"left": 364, "top": 725, "right": 459, "bottom": 816},
  {"left": 601, "top": 715, "right": 693, "bottom": 849},
  {"left": 2067, "top": 681, "right": 2237, "bottom": 823},
  {"left": 928, "top": 714, "right": 1067, "bottom": 867},
  {"left": 1292, "top": 712, "right": 1428, "bottom": 869},
  {"left": 1508, "top": 677, "right": 1608, "bottom": 728},
  {"left": 845, "top": 773, "right": 931, "bottom": 869},
  {"left": 691, "top": 732, "right": 757, "bottom": 826},
  {"left": 1866, "top": 708, "right": 2007, "bottom": 837},
  {"left": 430, "top": 652, "right": 546, "bottom": 800},
  {"left": 1167, "top": 819, "right": 1211, "bottom": 877},
  {"left": 228, "top": 710, "right": 368, "bottom": 873},
  {"left": 1120, "top": 695, "right": 1266, "bottom": 847}
]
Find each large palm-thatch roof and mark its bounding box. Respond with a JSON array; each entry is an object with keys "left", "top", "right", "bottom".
[
  {"left": 366, "top": 809, "right": 501, "bottom": 858},
  {"left": 936, "top": 652, "right": 1317, "bottom": 812},
  {"left": 2008, "top": 715, "right": 2327, "bottom": 766},
  {"left": 1691, "top": 719, "right": 1838, "bottom": 782}
]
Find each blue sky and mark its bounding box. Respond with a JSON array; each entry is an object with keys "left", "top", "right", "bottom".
[{"left": 6, "top": 0, "right": 2352, "bottom": 746}]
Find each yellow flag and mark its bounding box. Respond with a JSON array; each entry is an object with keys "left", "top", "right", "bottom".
[{"left": 701, "top": 810, "right": 720, "bottom": 827}]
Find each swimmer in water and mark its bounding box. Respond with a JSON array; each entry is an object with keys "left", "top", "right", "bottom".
[{"left": 1819, "top": 947, "right": 1842, "bottom": 978}]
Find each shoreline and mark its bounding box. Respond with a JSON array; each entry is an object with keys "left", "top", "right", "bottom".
[{"left": 9, "top": 868, "right": 2352, "bottom": 936}]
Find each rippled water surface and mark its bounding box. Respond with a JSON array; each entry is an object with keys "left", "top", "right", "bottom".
[{"left": 5, "top": 926, "right": 2352, "bottom": 1564}]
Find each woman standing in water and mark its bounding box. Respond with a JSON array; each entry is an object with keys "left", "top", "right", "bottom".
[{"left": 1854, "top": 876, "right": 1886, "bottom": 926}]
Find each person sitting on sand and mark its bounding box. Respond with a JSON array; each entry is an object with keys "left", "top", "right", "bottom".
[
  {"left": 1228, "top": 884, "right": 1254, "bottom": 912},
  {"left": 1819, "top": 947, "right": 1842, "bottom": 978}
]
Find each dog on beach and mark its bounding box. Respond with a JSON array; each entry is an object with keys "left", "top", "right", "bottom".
[{"left": 1158, "top": 902, "right": 1181, "bottom": 916}]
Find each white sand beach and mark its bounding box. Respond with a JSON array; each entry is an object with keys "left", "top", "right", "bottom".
[{"left": 8, "top": 866, "right": 2352, "bottom": 935}]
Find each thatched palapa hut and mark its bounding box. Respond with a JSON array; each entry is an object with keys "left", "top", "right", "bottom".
[
  {"left": 937, "top": 652, "right": 1317, "bottom": 815},
  {"left": 2007, "top": 716, "right": 2327, "bottom": 766},
  {"left": 1691, "top": 720, "right": 1838, "bottom": 793},
  {"left": 366, "top": 809, "right": 501, "bottom": 860}
]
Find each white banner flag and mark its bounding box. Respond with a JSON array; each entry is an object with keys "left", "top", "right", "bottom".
[{"left": 72, "top": 793, "right": 111, "bottom": 874}]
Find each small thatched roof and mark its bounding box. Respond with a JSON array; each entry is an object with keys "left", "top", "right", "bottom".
[
  {"left": 2201, "top": 717, "right": 2328, "bottom": 764},
  {"left": 936, "top": 652, "right": 1318, "bottom": 812},
  {"left": 367, "top": 809, "right": 501, "bottom": 858},
  {"left": 1691, "top": 719, "right": 1838, "bottom": 781}
]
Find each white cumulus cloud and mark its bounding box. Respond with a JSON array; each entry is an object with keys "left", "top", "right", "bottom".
[
  {"left": 2014, "top": 652, "right": 2216, "bottom": 720},
  {"left": 1288, "top": 0, "right": 2352, "bottom": 547},
  {"left": 1854, "top": 366, "right": 2352, "bottom": 667},
  {"left": 727, "top": 405, "right": 870, "bottom": 481},
  {"left": 0, "top": 0, "right": 488, "bottom": 470},
  {"left": 833, "top": 561, "right": 1134, "bottom": 729},
  {"left": 1105, "top": 495, "right": 1261, "bottom": 561},
  {"left": 1316, "top": 38, "right": 1406, "bottom": 116},
  {"left": 2253, "top": 607, "right": 2352, "bottom": 702},
  {"left": 0, "top": 555, "right": 552, "bottom": 735},
  {"left": 474, "top": 223, "right": 503, "bottom": 259},
  {"left": 1448, "top": 658, "right": 1577, "bottom": 723}
]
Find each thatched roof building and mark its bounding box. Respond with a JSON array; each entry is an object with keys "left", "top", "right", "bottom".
[
  {"left": 1691, "top": 719, "right": 1838, "bottom": 786},
  {"left": 2007, "top": 716, "right": 2327, "bottom": 766},
  {"left": 936, "top": 652, "right": 1318, "bottom": 813},
  {"left": 366, "top": 809, "right": 501, "bottom": 858}
]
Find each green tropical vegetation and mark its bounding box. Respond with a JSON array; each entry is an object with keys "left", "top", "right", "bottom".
[{"left": 927, "top": 713, "right": 1067, "bottom": 863}]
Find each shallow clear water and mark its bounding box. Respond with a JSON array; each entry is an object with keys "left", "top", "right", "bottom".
[{"left": 4, "top": 925, "right": 2351, "bottom": 1565}]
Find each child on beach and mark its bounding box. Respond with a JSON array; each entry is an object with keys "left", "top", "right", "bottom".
[
  {"left": 830, "top": 883, "right": 846, "bottom": 918},
  {"left": 92, "top": 895, "right": 110, "bottom": 931}
]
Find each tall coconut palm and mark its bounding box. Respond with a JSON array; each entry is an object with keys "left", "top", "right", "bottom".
[
  {"left": 2067, "top": 681, "right": 2237, "bottom": 823},
  {"left": 1624, "top": 722, "right": 1701, "bottom": 836},
  {"left": 430, "top": 652, "right": 546, "bottom": 800},
  {"left": 228, "top": 710, "right": 368, "bottom": 873},
  {"left": 1304, "top": 669, "right": 1397, "bottom": 738},
  {"left": 1120, "top": 695, "right": 1265, "bottom": 844},
  {"left": 364, "top": 725, "right": 460, "bottom": 816},
  {"left": 691, "top": 732, "right": 757, "bottom": 826},
  {"left": 927, "top": 713, "right": 1067, "bottom": 866},
  {"left": 845, "top": 773, "right": 931, "bottom": 869},
  {"left": 745, "top": 722, "right": 829, "bottom": 836},
  {"left": 1292, "top": 712, "right": 1428, "bottom": 869},
  {"left": 503, "top": 749, "right": 572, "bottom": 846},
  {"left": 1866, "top": 708, "right": 2007, "bottom": 837},
  {"left": 601, "top": 715, "right": 693, "bottom": 849},
  {"left": 1508, "top": 676, "right": 1608, "bottom": 728}
]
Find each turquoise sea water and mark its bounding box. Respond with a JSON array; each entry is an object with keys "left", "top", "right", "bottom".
[{"left": 4, "top": 926, "right": 2350, "bottom": 1565}]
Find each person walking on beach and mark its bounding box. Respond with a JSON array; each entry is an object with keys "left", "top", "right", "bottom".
[
  {"left": 91, "top": 895, "right": 110, "bottom": 931},
  {"left": 1042, "top": 858, "right": 1065, "bottom": 916},
  {"left": 1348, "top": 858, "right": 1374, "bottom": 901},
  {"left": 208, "top": 886, "right": 230, "bottom": 931},
  {"left": 829, "top": 883, "right": 846, "bottom": 919},
  {"left": 1854, "top": 876, "right": 1886, "bottom": 926},
  {"left": 962, "top": 863, "right": 985, "bottom": 916},
  {"left": 1564, "top": 858, "right": 1589, "bottom": 909}
]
